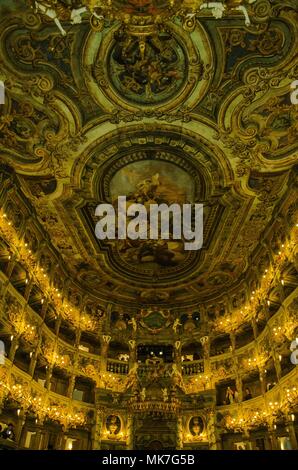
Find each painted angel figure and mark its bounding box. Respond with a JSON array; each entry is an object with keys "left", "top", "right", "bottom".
[
  {"left": 136, "top": 173, "right": 160, "bottom": 199},
  {"left": 200, "top": 0, "right": 256, "bottom": 26},
  {"left": 32, "top": 1, "right": 87, "bottom": 36},
  {"left": 200, "top": 2, "right": 225, "bottom": 19},
  {"left": 70, "top": 6, "right": 88, "bottom": 23}
]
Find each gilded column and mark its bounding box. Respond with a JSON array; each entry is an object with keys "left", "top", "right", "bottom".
[
  {"left": 268, "top": 424, "right": 279, "bottom": 450},
  {"left": 127, "top": 414, "right": 134, "bottom": 450},
  {"left": 100, "top": 335, "right": 111, "bottom": 373},
  {"left": 15, "top": 409, "right": 26, "bottom": 447},
  {"left": 207, "top": 410, "right": 221, "bottom": 450},
  {"left": 176, "top": 416, "right": 183, "bottom": 450},
  {"left": 9, "top": 336, "right": 19, "bottom": 362},
  {"left": 200, "top": 336, "right": 210, "bottom": 383},
  {"left": 287, "top": 418, "right": 298, "bottom": 450},
  {"left": 92, "top": 409, "right": 104, "bottom": 450}
]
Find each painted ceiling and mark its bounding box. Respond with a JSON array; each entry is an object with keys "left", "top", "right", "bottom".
[{"left": 0, "top": 0, "right": 297, "bottom": 309}]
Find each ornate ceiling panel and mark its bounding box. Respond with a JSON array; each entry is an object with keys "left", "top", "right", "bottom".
[{"left": 0, "top": 0, "right": 297, "bottom": 307}]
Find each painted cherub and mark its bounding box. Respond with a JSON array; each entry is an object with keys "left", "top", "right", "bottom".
[
  {"left": 32, "top": 1, "right": 87, "bottom": 36},
  {"left": 200, "top": 0, "right": 256, "bottom": 26}
]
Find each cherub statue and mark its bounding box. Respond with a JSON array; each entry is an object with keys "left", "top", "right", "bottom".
[
  {"left": 290, "top": 338, "right": 298, "bottom": 365},
  {"left": 125, "top": 362, "right": 139, "bottom": 390},
  {"left": 162, "top": 387, "right": 168, "bottom": 402},
  {"left": 171, "top": 363, "right": 186, "bottom": 392},
  {"left": 173, "top": 318, "right": 182, "bottom": 333},
  {"left": 70, "top": 6, "right": 88, "bottom": 24},
  {"left": 200, "top": 0, "right": 256, "bottom": 26},
  {"left": 32, "top": 1, "right": 87, "bottom": 36},
  {"left": 140, "top": 387, "right": 146, "bottom": 402},
  {"left": 128, "top": 317, "right": 138, "bottom": 332}
]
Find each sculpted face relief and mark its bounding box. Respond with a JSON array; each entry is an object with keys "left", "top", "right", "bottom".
[{"left": 95, "top": 196, "right": 203, "bottom": 251}]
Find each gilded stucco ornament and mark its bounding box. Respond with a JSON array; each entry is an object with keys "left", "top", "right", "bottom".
[
  {"left": 0, "top": 0, "right": 297, "bottom": 311},
  {"left": 89, "top": 21, "right": 208, "bottom": 112},
  {"left": 27, "top": 0, "right": 258, "bottom": 37},
  {"left": 107, "top": 27, "right": 188, "bottom": 106}
]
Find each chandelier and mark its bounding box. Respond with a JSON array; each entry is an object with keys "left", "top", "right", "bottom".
[{"left": 30, "top": 0, "right": 257, "bottom": 37}]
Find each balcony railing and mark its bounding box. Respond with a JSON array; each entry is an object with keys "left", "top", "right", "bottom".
[
  {"left": 106, "top": 359, "right": 129, "bottom": 375},
  {"left": 182, "top": 360, "right": 204, "bottom": 375}
]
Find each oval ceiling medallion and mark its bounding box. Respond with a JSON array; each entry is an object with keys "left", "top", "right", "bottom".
[
  {"left": 107, "top": 28, "right": 188, "bottom": 106},
  {"left": 88, "top": 22, "right": 209, "bottom": 112}
]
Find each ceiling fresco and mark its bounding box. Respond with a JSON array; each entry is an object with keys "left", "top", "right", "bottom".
[
  {"left": 0, "top": 0, "right": 297, "bottom": 308},
  {"left": 109, "top": 160, "right": 195, "bottom": 203}
]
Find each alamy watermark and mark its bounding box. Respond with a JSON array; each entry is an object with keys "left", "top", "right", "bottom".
[
  {"left": 290, "top": 338, "right": 298, "bottom": 365},
  {"left": 290, "top": 80, "right": 298, "bottom": 105},
  {"left": 0, "top": 340, "right": 5, "bottom": 365},
  {"left": 94, "top": 196, "right": 203, "bottom": 250},
  {"left": 0, "top": 81, "right": 4, "bottom": 105}
]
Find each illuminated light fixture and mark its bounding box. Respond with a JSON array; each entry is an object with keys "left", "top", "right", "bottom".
[{"left": 1, "top": 208, "right": 296, "bottom": 337}]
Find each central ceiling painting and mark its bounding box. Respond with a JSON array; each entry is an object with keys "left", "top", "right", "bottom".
[{"left": 109, "top": 159, "right": 195, "bottom": 269}]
